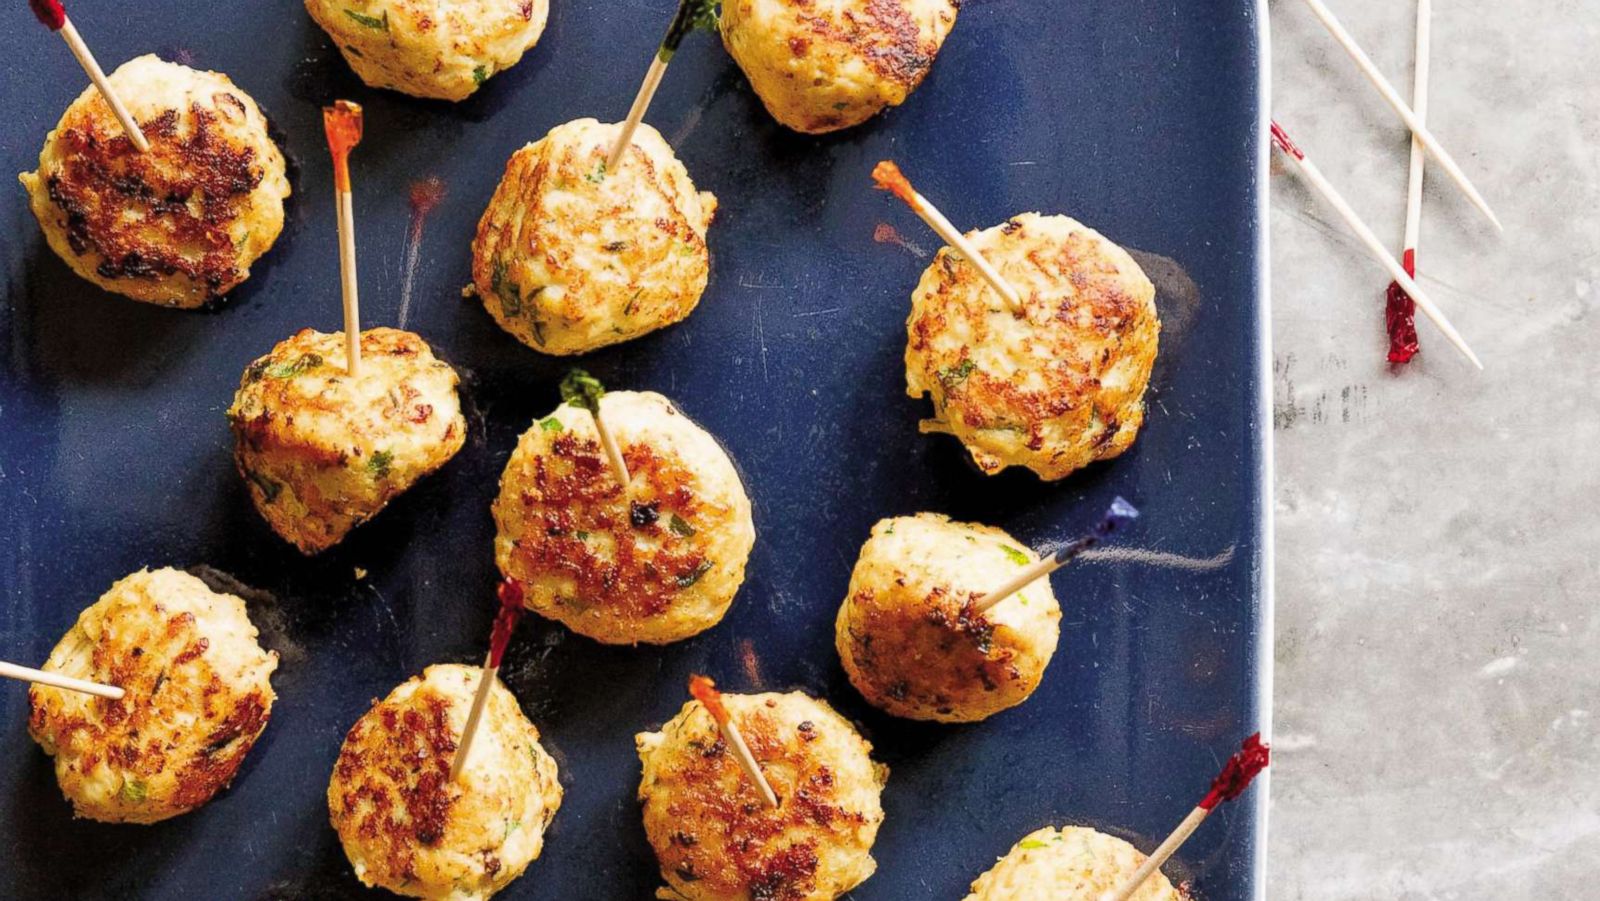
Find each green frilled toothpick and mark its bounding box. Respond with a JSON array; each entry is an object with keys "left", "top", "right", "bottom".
[
  {"left": 561, "top": 368, "right": 630, "bottom": 487},
  {"left": 606, "top": 0, "right": 720, "bottom": 171}
]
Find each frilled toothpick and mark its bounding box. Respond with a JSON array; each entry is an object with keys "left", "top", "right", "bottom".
[
  {"left": 605, "top": 0, "right": 719, "bottom": 172},
  {"left": 1384, "top": 0, "right": 1431, "bottom": 365},
  {"left": 1102, "top": 733, "right": 1271, "bottom": 901},
  {"left": 28, "top": 0, "right": 148, "bottom": 151},
  {"left": 1271, "top": 120, "right": 1481, "bottom": 370},
  {"left": 688, "top": 674, "right": 779, "bottom": 809},
  {"left": 974, "top": 497, "right": 1139, "bottom": 615},
  {"left": 324, "top": 100, "right": 365, "bottom": 376},
  {"left": 872, "top": 160, "right": 1023, "bottom": 311},
  {"left": 561, "top": 369, "right": 630, "bottom": 488},
  {"left": 450, "top": 578, "right": 527, "bottom": 781}
]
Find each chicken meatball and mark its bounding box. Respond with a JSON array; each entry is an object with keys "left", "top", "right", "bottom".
[
  {"left": 306, "top": 0, "right": 549, "bottom": 101},
  {"left": 964, "top": 826, "right": 1185, "bottom": 901},
  {"left": 27, "top": 568, "right": 278, "bottom": 824},
  {"left": 720, "top": 0, "right": 959, "bottom": 134},
  {"left": 228, "top": 327, "right": 467, "bottom": 555},
  {"left": 834, "top": 513, "right": 1060, "bottom": 722},
  {"left": 636, "top": 691, "right": 887, "bottom": 901},
  {"left": 328, "top": 664, "right": 562, "bottom": 901},
  {"left": 492, "top": 390, "right": 755, "bottom": 645},
  {"left": 18, "top": 54, "right": 289, "bottom": 308},
  {"left": 905, "top": 212, "right": 1159, "bottom": 480},
  {"left": 471, "top": 118, "right": 717, "bottom": 356}
]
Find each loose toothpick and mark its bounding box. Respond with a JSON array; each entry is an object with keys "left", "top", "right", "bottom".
[
  {"left": 324, "top": 100, "right": 365, "bottom": 377},
  {"left": 688, "top": 675, "right": 779, "bottom": 809},
  {"left": 606, "top": 0, "right": 719, "bottom": 172},
  {"left": 1299, "top": 0, "right": 1501, "bottom": 232},
  {"left": 1384, "top": 0, "right": 1431, "bottom": 365},
  {"left": 1101, "top": 733, "right": 1271, "bottom": 901},
  {"left": 1270, "top": 120, "right": 1482, "bottom": 370},
  {"left": 872, "top": 161, "right": 1024, "bottom": 311},
  {"left": 974, "top": 497, "right": 1139, "bottom": 615},
  {"left": 561, "top": 369, "right": 630, "bottom": 487},
  {"left": 1, "top": 660, "right": 124, "bottom": 700},
  {"left": 28, "top": 0, "right": 148, "bottom": 152},
  {"left": 450, "top": 578, "right": 526, "bottom": 781}
]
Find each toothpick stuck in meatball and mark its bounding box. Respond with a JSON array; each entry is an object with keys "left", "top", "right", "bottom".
[{"left": 18, "top": 55, "right": 290, "bottom": 307}]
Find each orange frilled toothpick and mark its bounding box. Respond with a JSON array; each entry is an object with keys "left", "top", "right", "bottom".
[
  {"left": 449, "top": 578, "right": 527, "bottom": 781},
  {"left": 1101, "top": 733, "right": 1271, "bottom": 901},
  {"left": 323, "top": 100, "right": 365, "bottom": 377},
  {"left": 688, "top": 674, "right": 778, "bottom": 809},
  {"left": 0, "top": 660, "right": 124, "bottom": 700},
  {"left": 28, "top": 0, "right": 148, "bottom": 151},
  {"left": 871, "top": 161, "right": 1023, "bottom": 311}
]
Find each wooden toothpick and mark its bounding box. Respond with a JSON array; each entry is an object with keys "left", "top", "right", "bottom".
[
  {"left": 1270, "top": 120, "right": 1482, "bottom": 370},
  {"left": 29, "top": 0, "right": 149, "bottom": 152},
  {"left": 1299, "top": 0, "right": 1501, "bottom": 232},
  {"left": 1101, "top": 733, "right": 1270, "bottom": 901},
  {"left": 872, "top": 161, "right": 1023, "bottom": 311},
  {"left": 974, "top": 497, "right": 1139, "bottom": 615},
  {"left": 561, "top": 369, "right": 630, "bottom": 488},
  {"left": 324, "top": 100, "right": 364, "bottom": 377},
  {"left": 1384, "top": 0, "right": 1431, "bottom": 365},
  {"left": 1, "top": 660, "right": 124, "bottom": 700},
  {"left": 606, "top": 0, "right": 719, "bottom": 172},
  {"left": 450, "top": 579, "right": 526, "bottom": 781},
  {"left": 688, "top": 675, "right": 779, "bottom": 809}
]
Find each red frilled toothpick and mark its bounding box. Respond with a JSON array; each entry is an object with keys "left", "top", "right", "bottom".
[
  {"left": 688, "top": 675, "right": 779, "bottom": 808},
  {"left": 1271, "top": 120, "right": 1481, "bottom": 370},
  {"left": 29, "top": 0, "right": 148, "bottom": 151},
  {"left": 323, "top": 100, "right": 365, "bottom": 377},
  {"left": 449, "top": 579, "right": 526, "bottom": 781},
  {"left": 871, "top": 160, "right": 1024, "bottom": 311},
  {"left": 1384, "top": 0, "right": 1431, "bottom": 365},
  {"left": 1103, "top": 734, "right": 1270, "bottom": 901}
]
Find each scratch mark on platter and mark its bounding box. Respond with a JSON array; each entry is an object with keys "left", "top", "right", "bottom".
[
  {"left": 754, "top": 292, "right": 769, "bottom": 383},
  {"left": 1079, "top": 544, "right": 1236, "bottom": 572},
  {"left": 794, "top": 307, "right": 841, "bottom": 318}
]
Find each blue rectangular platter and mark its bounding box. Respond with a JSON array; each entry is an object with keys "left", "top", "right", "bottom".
[{"left": 0, "top": 0, "right": 1271, "bottom": 897}]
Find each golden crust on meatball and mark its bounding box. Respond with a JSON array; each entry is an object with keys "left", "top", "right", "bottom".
[
  {"left": 471, "top": 118, "right": 717, "bottom": 356},
  {"left": 328, "top": 664, "right": 562, "bottom": 901},
  {"left": 228, "top": 327, "right": 467, "bottom": 555},
  {"left": 492, "top": 391, "right": 755, "bottom": 645},
  {"left": 905, "top": 212, "right": 1159, "bottom": 481},
  {"left": 834, "top": 513, "right": 1060, "bottom": 722},
  {"left": 18, "top": 54, "right": 289, "bottom": 308},
  {"left": 27, "top": 568, "right": 278, "bottom": 824},
  {"left": 636, "top": 691, "right": 887, "bottom": 901},
  {"left": 306, "top": 0, "right": 549, "bottom": 101},
  {"left": 964, "top": 826, "right": 1185, "bottom": 901},
  {"left": 720, "top": 0, "right": 959, "bottom": 133}
]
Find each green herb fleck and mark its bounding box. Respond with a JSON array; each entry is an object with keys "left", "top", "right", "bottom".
[
  {"left": 675, "top": 559, "right": 713, "bottom": 588},
  {"left": 367, "top": 450, "right": 394, "bottom": 478},
  {"left": 504, "top": 818, "right": 521, "bottom": 840},
  {"left": 833, "top": 102, "right": 850, "bottom": 111},
  {"left": 1000, "top": 545, "right": 1029, "bottom": 566},
  {"left": 624, "top": 288, "right": 643, "bottom": 316},
  {"left": 603, "top": 240, "right": 632, "bottom": 252},
  {"left": 342, "top": 8, "right": 389, "bottom": 30},
  {"left": 245, "top": 359, "right": 269, "bottom": 382},
  {"left": 1018, "top": 837, "right": 1050, "bottom": 850},
  {"left": 246, "top": 470, "right": 282, "bottom": 503},
  {"left": 539, "top": 416, "right": 564, "bottom": 433},
  {"left": 937, "top": 359, "right": 976, "bottom": 389},
  {"left": 585, "top": 161, "right": 607, "bottom": 184},
  {"left": 560, "top": 368, "right": 606, "bottom": 414},
  {"left": 491, "top": 260, "right": 521, "bottom": 316},
  {"left": 119, "top": 778, "right": 148, "bottom": 804},
  {"left": 266, "top": 353, "right": 324, "bottom": 379},
  {"left": 575, "top": 530, "right": 590, "bottom": 541},
  {"left": 473, "top": 65, "right": 489, "bottom": 86},
  {"left": 668, "top": 514, "right": 695, "bottom": 538}
]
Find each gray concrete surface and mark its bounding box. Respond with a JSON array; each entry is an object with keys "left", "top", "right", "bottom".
[{"left": 1266, "top": 0, "right": 1600, "bottom": 897}]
